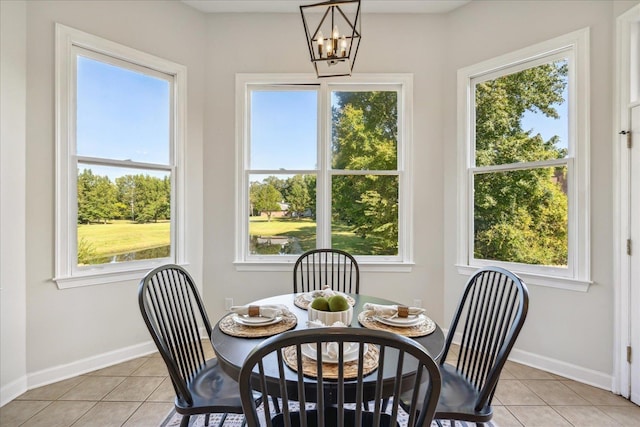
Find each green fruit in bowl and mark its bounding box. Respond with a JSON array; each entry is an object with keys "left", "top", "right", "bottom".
[
  {"left": 310, "top": 296, "right": 330, "bottom": 311},
  {"left": 328, "top": 294, "right": 350, "bottom": 312}
]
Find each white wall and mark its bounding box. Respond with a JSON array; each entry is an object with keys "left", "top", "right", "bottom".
[
  {"left": 20, "top": 0, "right": 206, "bottom": 386},
  {"left": 1, "top": 0, "right": 28, "bottom": 406},
  {"left": 442, "top": 0, "right": 635, "bottom": 388},
  {"left": 202, "top": 13, "right": 447, "bottom": 325}
]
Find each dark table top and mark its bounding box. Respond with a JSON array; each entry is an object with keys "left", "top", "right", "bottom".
[{"left": 211, "top": 293, "right": 445, "bottom": 404}]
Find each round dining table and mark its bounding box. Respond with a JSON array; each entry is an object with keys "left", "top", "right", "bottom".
[{"left": 211, "top": 293, "right": 445, "bottom": 405}]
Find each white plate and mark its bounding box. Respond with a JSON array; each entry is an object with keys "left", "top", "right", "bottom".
[
  {"left": 374, "top": 314, "right": 425, "bottom": 327},
  {"left": 233, "top": 314, "right": 282, "bottom": 326},
  {"left": 301, "top": 342, "right": 366, "bottom": 364}
]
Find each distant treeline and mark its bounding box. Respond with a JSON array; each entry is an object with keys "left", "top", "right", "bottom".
[{"left": 77, "top": 169, "right": 170, "bottom": 224}]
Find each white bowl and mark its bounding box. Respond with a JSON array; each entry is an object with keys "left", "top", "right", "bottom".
[{"left": 308, "top": 305, "right": 354, "bottom": 326}]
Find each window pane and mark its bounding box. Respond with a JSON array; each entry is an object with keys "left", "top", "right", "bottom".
[
  {"left": 249, "top": 174, "right": 317, "bottom": 255},
  {"left": 474, "top": 59, "right": 568, "bottom": 167},
  {"left": 76, "top": 55, "right": 171, "bottom": 164},
  {"left": 331, "top": 175, "right": 398, "bottom": 255},
  {"left": 77, "top": 164, "right": 171, "bottom": 266},
  {"left": 473, "top": 166, "right": 568, "bottom": 266},
  {"left": 331, "top": 91, "right": 398, "bottom": 170},
  {"left": 250, "top": 90, "right": 317, "bottom": 170}
]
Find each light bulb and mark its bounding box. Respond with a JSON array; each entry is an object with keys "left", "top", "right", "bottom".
[
  {"left": 331, "top": 25, "right": 339, "bottom": 56},
  {"left": 325, "top": 39, "right": 333, "bottom": 56},
  {"left": 317, "top": 31, "right": 324, "bottom": 57},
  {"left": 340, "top": 36, "right": 347, "bottom": 57}
]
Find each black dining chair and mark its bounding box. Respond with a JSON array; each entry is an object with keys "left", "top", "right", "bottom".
[
  {"left": 293, "top": 248, "right": 360, "bottom": 294},
  {"left": 138, "top": 264, "right": 255, "bottom": 427},
  {"left": 238, "top": 327, "right": 441, "bottom": 427},
  {"left": 402, "top": 266, "right": 529, "bottom": 426}
]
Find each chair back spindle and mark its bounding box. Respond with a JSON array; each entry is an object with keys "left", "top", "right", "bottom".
[
  {"left": 293, "top": 249, "right": 360, "bottom": 294},
  {"left": 139, "top": 264, "right": 260, "bottom": 426},
  {"left": 139, "top": 265, "right": 211, "bottom": 405},
  {"left": 444, "top": 266, "right": 528, "bottom": 411},
  {"left": 239, "top": 327, "right": 441, "bottom": 427}
]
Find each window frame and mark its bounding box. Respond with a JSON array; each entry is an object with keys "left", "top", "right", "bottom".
[
  {"left": 456, "top": 28, "right": 591, "bottom": 291},
  {"left": 54, "top": 24, "right": 187, "bottom": 289},
  {"left": 235, "top": 74, "right": 414, "bottom": 271}
]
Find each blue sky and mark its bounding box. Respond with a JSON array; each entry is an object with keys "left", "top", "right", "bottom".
[
  {"left": 76, "top": 55, "right": 170, "bottom": 180},
  {"left": 78, "top": 61, "right": 568, "bottom": 181},
  {"left": 250, "top": 90, "right": 318, "bottom": 170},
  {"left": 250, "top": 89, "right": 568, "bottom": 174},
  {"left": 521, "top": 85, "right": 569, "bottom": 152}
]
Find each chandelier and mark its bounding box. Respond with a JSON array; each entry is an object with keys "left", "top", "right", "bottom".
[{"left": 300, "top": 0, "right": 362, "bottom": 78}]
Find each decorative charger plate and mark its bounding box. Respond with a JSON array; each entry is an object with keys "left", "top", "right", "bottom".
[
  {"left": 283, "top": 343, "right": 379, "bottom": 379},
  {"left": 358, "top": 310, "right": 436, "bottom": 337},
  {"left": 233, "top": 314, "right": 282, "bottom": 327},
  {"left": 373, "top": 314, "right": 426, "bottom": 327},
  {"left": 294, "top": 292, "right": 356, "bottom": 310},
  {"left": 300, "top": 342, "right": 367, "bottom": 364},
  {"left": 219, "top": 311, "right": 297, "bottom": 338}
]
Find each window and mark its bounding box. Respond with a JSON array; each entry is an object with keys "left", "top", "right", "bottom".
[
  {"left": 457, "top": 29, "right": 590, "bottom": 290},
  {"left": 55, "top": 24, "right": 186, "bottom": 288},
  {"left": 236, "top": 75, "right": 413, "bottom": 269}
]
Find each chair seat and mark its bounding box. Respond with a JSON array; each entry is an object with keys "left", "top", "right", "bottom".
[
  {"left": 434, "top": 364, "right": 492, "bottom": 422},
  {"left": 272, "top": 408, "right": 395, "bottom": 427},
  {"left": 399, "top": 364, "right": 492, "bottom": 423},
  {"left": 175, "top": 358, "right": 246, "bottom": 415},
  {"left": 400, "top": 267, "right": 528, "bottom": 426}
]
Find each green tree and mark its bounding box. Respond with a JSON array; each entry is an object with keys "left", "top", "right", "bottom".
[
  {"left": 473, "top": 61, "right": 569, "bottom": 265},
  {"left": 77, "top": 169, "right": 118, "bottom": 224},
  {"left": 303, "top": 174, "right": 317, "bottom": 217},
  {"left": 136, "top": 175, "right": 171, "bottom": 223},
  {"left": 264, "top": 176, "right": 287, "bottom": 195},
  {"left": 285, "top": 175, "right": 311, "bottom": 218},
  {"left": 250, "top": 182, "right": 282, "bottom": 222},
  {"left": 331, "top": 92, "right": 399, "bottom": 253},
  {"left": 116, "top": 175, "right": 137, "bottom": 221},
  {"left": 115, "top": 174, "right": 171, "bottom": 223}
]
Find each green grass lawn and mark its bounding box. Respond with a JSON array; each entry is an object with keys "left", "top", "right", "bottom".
[
  {"left": 79, "top": 217, "right": 392, "bottom": 260},
  {"left": 78, "top": 220, "right": 170, "bottom": 257},
  {"left": 249, "top": 216, "right": 393, "bottom": 255},
  {"left": 250, "top": 217, "right": 317, "bottom": 252}
]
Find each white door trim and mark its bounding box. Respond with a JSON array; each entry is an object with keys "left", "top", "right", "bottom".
[{"left": 613, "top": 3, "right": 640, "bottom": 399}]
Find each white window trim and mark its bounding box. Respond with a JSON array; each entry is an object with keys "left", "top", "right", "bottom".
[
  {"left": 456, "top": 28, "right": 591, "bottom": 291},
  {"left": 54, "top": 24, "right": 187, "bottom": 289},
  {"left": 234, "top": 73, "right": 414, "bottom": 271}
]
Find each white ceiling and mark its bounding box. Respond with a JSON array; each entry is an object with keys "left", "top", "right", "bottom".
[{"left": 181, "top": 0, "right": 471, "bottom": 14}]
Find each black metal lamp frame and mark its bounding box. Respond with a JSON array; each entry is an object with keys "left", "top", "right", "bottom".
[{"left": 300, "top": 0, "right": 362, "bottom": 78}]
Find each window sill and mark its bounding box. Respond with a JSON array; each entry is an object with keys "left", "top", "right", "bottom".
[
  {"left": 234, "top": 261, "right": 414, "bottom": 273},
  {"left": 455, "top": 264, "right": 592, "bottom": 292},
  {"left": 54, "top": 261, "right": 189, "bottom": 289}
]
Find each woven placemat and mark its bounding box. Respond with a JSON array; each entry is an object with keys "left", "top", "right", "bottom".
[
  {"left": 219, "top": 312, "right": 297, "bottom": 338},
  {"left": 283, "top": 343, "right": 379, "bottom": 379},
  {"left": 358, "top": 310, "right": 436, "bottom": 337},
  {"left": 294, "top": 293, "right": 356, "bottom": 310}
]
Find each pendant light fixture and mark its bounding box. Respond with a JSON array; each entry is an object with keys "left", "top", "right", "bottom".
[{"left": 300, "top": 0, "right": 362, "bottom": 78}]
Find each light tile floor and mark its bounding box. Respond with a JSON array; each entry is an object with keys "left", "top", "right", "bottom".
[{"left": 1, "top": 342, "right": 639, "bottom": 426}]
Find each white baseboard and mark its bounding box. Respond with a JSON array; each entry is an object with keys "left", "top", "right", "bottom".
[
  {"left": 1, "top": 375, "right": 28, "bottom": 407},
  {"left": 448, "top": 330, "right": 614, "bottom": 392},
  {"left": 26, "top": 340, "right": 157, "bottom": 391},
  {"left": 507, "top": 347, "right": 613, "bottom": 391}
]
